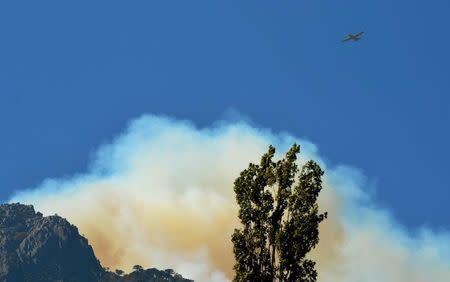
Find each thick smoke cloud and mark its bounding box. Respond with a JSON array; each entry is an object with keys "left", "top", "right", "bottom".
[{"left": 10, "top": 115, "right": 450, "bottom": 281}]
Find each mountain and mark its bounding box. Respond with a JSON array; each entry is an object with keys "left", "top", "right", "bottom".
[{"left": 0, "top": 203, "right": 192, "bottom": 282}]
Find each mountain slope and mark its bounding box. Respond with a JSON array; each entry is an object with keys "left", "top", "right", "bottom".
[{"left": 0, "top": 203, "right": 192, "bottom": 282}]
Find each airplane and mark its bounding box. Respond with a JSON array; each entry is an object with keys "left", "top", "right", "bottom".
[{"left": 342, "top": 32, "right": 364, "bottom": 42}]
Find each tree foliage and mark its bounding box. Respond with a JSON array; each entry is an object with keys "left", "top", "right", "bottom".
[
  {"left": 115, "top": 269, "right": 124, "bottom": 276},
  {"left": 231, "top": 144, "right": 327, "bottom": 282}
]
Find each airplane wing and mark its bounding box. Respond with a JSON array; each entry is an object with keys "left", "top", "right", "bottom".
[
  {"left": 355, "top": 32, "right": 364, "bottom": 37},
  {"left": 342, "top": 36, "right": 352, "bottom": 42}
]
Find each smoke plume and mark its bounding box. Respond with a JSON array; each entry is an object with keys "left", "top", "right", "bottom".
[{"left": 10, "top": 115, "right": 450, "bottom": 282}]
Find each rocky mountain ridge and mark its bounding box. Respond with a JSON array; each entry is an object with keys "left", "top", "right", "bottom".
[{"left": 0, "top": 203, "right": 192, "bottom": 282}]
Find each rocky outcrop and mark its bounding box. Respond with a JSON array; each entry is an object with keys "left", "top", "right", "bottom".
[
  {"left": 0, "top": 203, "right": 193, "bottom": 282},
  {"left": 0, "top": 203, "right": 103, "bottom": 281}
]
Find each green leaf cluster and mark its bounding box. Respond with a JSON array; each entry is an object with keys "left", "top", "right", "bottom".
[{"left": 232, "top": 144, "right": 327, "bottom": 282}]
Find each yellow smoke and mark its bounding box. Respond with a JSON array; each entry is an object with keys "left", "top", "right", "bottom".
[{"left": 11, "top": 115, "right": 450, "bottom": 282}]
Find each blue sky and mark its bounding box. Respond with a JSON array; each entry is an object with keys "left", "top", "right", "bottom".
[{"left": 0, "top": 0, "right": 449, "bottom": 230}]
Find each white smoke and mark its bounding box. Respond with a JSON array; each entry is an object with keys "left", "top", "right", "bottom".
[{"left": 10, "top": 115, "right": 450, "bottom": 282}]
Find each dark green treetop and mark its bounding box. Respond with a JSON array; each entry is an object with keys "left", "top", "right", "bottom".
[{"left": 231, "top": 144, "right": 327, "bottom": 282}]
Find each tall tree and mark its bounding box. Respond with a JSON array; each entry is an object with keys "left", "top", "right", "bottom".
[{"left": 231, "top": 144, "right": 327, "bottom": 282}]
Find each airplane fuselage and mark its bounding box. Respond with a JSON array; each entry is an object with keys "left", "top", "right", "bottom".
[{"left": 342, "top": 32, "right": 364, "bottom": 42}]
